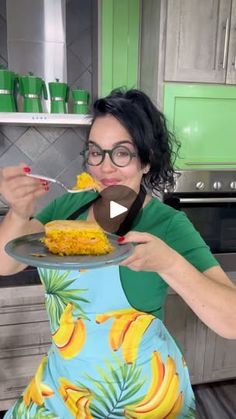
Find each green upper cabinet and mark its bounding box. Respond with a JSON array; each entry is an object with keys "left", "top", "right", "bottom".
[
  {"left": 100, "top": 0, "right": 140, "bottom": 97},
  {"left": 164, "top": 83, "right": 236, "bottom": 169}
]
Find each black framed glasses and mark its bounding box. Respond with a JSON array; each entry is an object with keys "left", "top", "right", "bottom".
[{"left": 80, "top": 143, "right": 137, "bottom": 167}]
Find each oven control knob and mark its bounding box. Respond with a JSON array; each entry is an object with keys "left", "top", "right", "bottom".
[
  {"left": 213, "top": 181, "right": 222, "bottom": 190},
  {"left": 230, "top": 181, "right": 236, "bottom": 190},
  {"left": 195, "top": 181, "right": 205, "bottom": 190}
]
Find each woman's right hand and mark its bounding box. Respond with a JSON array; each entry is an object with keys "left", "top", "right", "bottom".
[{"left": 0, "top": 163, "right": 49, "bottom": 220}]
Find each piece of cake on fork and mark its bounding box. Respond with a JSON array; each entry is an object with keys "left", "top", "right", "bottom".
[{"left": 73, "top": 172, "right": 101, "bottom": 192}]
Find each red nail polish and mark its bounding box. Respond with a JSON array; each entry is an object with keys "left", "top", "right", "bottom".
[
  {"left": 44, "top": 185, "right": 49, "bottom": 191},
  {"left": 23, "top": 166, "right": 31, "bottom": 173},
  {"left": 118, "top": 236, "right": 125, "bottom": 243}
]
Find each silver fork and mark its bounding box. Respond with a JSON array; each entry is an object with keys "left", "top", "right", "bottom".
[{"left": 26, "top": 173, "right": 94, "bottom": 193}]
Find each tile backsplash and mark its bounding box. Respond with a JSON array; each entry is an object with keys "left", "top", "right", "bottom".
[
  {"left": 0, "top": 0, "right": 94, "bottom": 211},
  {"left": 0, "top": 125, "right": 89, "bottom": 211}
]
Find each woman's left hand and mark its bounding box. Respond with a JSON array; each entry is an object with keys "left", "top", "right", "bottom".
[
  {"left": 118, "top": 231, "right": 177, "bottom": 273},
  {"left": 119, "top": 232, "right": 236, "bottom": 339}
]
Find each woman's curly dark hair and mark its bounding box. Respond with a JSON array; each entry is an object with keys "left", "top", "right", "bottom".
[{"left": 89, "top": 88, "right": 180, "bottom": 194}]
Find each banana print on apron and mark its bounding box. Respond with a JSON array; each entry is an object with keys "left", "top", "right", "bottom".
[{"left": 4, "top": 265, "right": 196, "bottom": 419}]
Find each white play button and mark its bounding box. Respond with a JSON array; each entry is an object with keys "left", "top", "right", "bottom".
[
  {"left": 110, "top": 200, "right": 128, "bottom": 219},
  {"left": 93, "top": 185, "right": 141, "bottom": 233}
]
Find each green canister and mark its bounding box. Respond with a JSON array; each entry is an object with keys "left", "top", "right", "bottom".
[
  {"left": 0, "top": 67, "right": 19, "bottom": 112},
  {"left": 19, "top": 73, "right": 48, "bottom": 113},
  {"left": 72, "top": 89, "right": 90, "bottom": 114},
  {"left": 49, "top": 79, "right": 69, "bottom": 113}
]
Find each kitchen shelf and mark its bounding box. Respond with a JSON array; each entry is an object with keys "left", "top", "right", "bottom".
[{"left": 0, "top": 112, "right": 92, "bottom": 127}]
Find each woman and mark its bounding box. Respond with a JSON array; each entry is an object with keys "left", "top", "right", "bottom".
[{"left": 0, "top": 89, "right": 236, "bottom": 419}]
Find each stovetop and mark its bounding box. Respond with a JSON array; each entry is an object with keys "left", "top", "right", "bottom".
[{"left": 173, "top": 170, "right": 236, "bottom": 193}]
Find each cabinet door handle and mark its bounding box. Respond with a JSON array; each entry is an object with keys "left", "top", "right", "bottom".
[{"left": 223, "top": 18, "right": 230, "bottom": 69}]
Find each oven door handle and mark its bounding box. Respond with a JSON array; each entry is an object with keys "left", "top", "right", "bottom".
[
  {"left": 179, "top": 197, "right": 236, "bottom": 203},
  {"left": 185, "top": 162, "right": 236, "bottom": 166}
]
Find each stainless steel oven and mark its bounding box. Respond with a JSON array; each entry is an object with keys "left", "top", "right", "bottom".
[{"left": 163, "top": 170, "right": 236, "bottom": 272}]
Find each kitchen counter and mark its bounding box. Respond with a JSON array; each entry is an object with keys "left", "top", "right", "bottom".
[
  {"left": 1, "top": 252, "right": 235, "bottom": 288},
  {"left": 0, "top": 266, "right": 41, "bottom": 287}
]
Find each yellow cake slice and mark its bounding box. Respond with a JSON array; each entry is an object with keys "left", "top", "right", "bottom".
[
  {"left": 44, "top": 220, "right": 113, "bottom": 256},
  {"left": 73, "top": 172, "right": 101, "bottom": 192}
]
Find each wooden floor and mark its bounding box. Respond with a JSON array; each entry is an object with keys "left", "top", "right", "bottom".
[{"left": 0, "top": 380, "right": 236, "bottom": 418}]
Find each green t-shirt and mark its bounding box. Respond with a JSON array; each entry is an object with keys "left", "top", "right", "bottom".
[{"left": 36, "top": 192, "right": 219, "bottom": 319}]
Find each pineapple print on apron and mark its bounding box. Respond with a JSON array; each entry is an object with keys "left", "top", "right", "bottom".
[{"left": 4, "top": 265, "right": 196, "bottom": 419}]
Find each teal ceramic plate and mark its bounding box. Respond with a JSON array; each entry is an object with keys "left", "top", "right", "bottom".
[{"left": 5, "top": 233, "right": 133, "bottom": 270}]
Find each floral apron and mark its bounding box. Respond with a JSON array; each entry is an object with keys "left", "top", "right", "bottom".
[{"left": 4, "top": 265, "right": 196, "bottom": 418}]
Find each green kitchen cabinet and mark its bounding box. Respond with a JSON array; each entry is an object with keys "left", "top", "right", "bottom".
[
  {"left": 100, "top": 0, "right": 140, "bottom": 97},
  {"left": 164, "top": 83, "right": 236, "bottom": 170}
]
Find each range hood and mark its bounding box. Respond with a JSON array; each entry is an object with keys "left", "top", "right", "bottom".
[
  {"left": 1, "top": 0, "right": 91, "bottom": 126},
  {"left": 7, "top": 0, "right": 67, "bottom": 86},
  {"left": 0, "top": 112, "right": 91, "bottom": 126}
]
